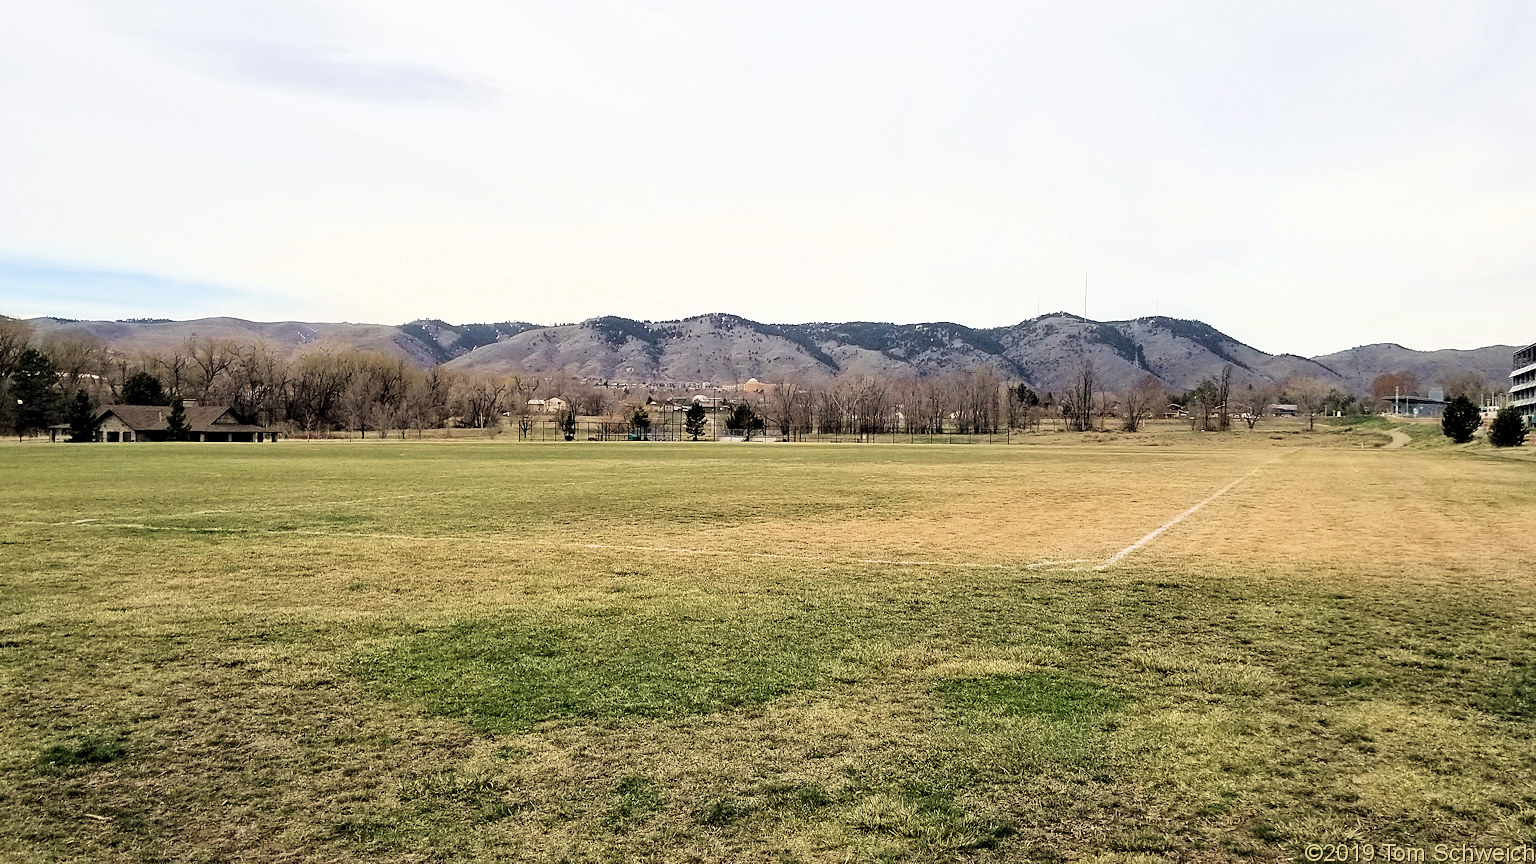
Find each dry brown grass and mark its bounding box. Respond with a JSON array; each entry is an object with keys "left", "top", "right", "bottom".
[{"left": 2, "top": 425, "right": 1534, "bottom": 862}]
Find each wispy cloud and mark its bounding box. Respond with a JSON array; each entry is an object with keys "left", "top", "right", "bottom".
[
  {"left": 170, "top": 37, "right": 486, "bottom": 105},
  {"left": 95, "top": 0, "right": 489, "bottom": 104},
  {"left": 0, "top": 257, "right": 297, "bottom": 321},
  {"left": 4, "top": 3, "right": 1531, "bottom": 352}
]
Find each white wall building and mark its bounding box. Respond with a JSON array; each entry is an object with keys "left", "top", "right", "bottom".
[{"left": 1512, "top": 342, "right": 1536, "bottom": 427}]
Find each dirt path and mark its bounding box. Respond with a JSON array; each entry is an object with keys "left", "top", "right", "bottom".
[{"left": 1385, "top": 429, "right": 1411, "bottom": 449}]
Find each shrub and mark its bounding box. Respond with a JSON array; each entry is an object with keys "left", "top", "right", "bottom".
[
  {"left": 1488, "top": 406, "right": 1528, "bottom": 448},
  {"left": 1440, "top": 395, "right": 1480, "bottom": 443}
]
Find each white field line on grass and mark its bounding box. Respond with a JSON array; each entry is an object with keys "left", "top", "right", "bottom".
[
  {"left": 1098, "top": 449, "right": 1295, "bottom": 569},
  {"left": 12, "top": 519, "right": 1090, "bottom": 572}
]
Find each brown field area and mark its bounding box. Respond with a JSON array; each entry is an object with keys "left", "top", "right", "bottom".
[{"left": 1, "top": 420, "right": 1534, "bottom": 862}]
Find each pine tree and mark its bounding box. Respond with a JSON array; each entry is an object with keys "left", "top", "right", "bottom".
[
  {"left": 629, "top": 405, "right": 652, "bottom": 440},
  {"left": 122, "top": 371, "right": 166, "bottom": 405},
  {"left": 560, "top": 410, "right": 577, "bottom": 441},
  {"left": 8, "top": 348, "right": 59, "bottom": 441},
  {"left": 66, "top": 390, "right": 96, "bottom": 443},
  {"left": 1488, "top": 406, "right": 1528, "bottom": 448},
  {"left": 684, "top": 402, "right": 708, "bottom": 441},
  {"left": 1440, "top": 395, "right": 1480, "bottom": 443},
  {"left": 165, "top": 396, "right": 191, "bottom": 441},
  {"left": 726, "top": 403, "right": 762, "bottom": 440}
]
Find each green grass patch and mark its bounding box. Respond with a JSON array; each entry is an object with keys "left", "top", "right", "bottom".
[
  {"left": 354, "top": 608, "right": 840, "bottom": 732},
  {"left": 1497, "top": 662, "right": 1536, "bottom": 718},
  {"left": 37, "top": 732, "right": 125, "bottom": 769},
  {"left": 841, "top": 785, "right": 1016, "bottom": 851},
  {"left": 935, "top": 673, "right": 1123, "bottom": 772},
  {"left": 610, "top": 773, "right": 663, "bottom": 828},
  {"left": 936, "top": 672, "right": 1120, "bottom": 723}
]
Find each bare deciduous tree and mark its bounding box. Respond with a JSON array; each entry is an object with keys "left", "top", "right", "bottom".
[
  {"left": 286, "top": 349, "right": 352, "bottom": 436},
  {"left": 1120, "top": 375, "right": 1164, "bottom": 432},
  {"left": 406, "top": 366, "right": 450, "bottom": 438},
  {"left": 1235, "top": 382, "right": 1275, "bottom": 430},
  {"left": 1286, "top": 377, "right": 1331, "bottom": 432},
  {"left": 230, "top": 342, "right": 287, "bottom": 426},
  {"left": 768, "top": 380, "right": 807, "bottom": 440},
  {"left": 1060, "top": 360, "right": 1096, "bottom": 432},
  {"left": 1216, "top": 364, "right": 1234, "bottom": 431},
  {"left": 1438, "top": 370, "right": 1497, "bottom": 405},
  {"left": 451, "top": 373, "right": 509, "bottom": 431},
  {"left": 41, "top": 331, "right": 107, "bottom": 396},
  {"left": 1371, "top": 370, "right": 1419, "bottom": 411},
  {"left": 952, "top": 368, "right": 1001, "bottom": 434},
  {"left": 0, "top": 318, "right": 31, "bottom": 380},
  {"left": 186, "top": 337, "right": 239, "bottom": 403},
  {"left": 1186, "top": 379, "right": 1219, "bottom": 432},
  {"left": 156, "top": 350, "right": 192, "bottom": 400}
]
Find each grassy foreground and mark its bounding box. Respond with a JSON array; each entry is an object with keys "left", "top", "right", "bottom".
[{"left": 1, "top": 428, "right": 1534, "bottom": 862}]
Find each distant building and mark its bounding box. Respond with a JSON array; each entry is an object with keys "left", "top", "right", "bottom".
[
  {"left": 1512, "top": 342, "right": 1536, "bottom": 427},
  {"left": 544, "top": 397, "right": 569, "bottom": 414},
  {"left": 722, "top": 377, "right": 771, "bottom": 395},
  {"left": 1386, "top": 394, "right": 1447, "bottom": 419},
  {"left": 82, "top": 405, "right": 275, "bottom": 443},
  {"left": 1270, "top": 404, "right": 1298, "bottom": 417}
]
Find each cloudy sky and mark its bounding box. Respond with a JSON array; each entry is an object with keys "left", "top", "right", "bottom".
[{"left": 2, "top": 1, "right": 1533, "bottom": 355}]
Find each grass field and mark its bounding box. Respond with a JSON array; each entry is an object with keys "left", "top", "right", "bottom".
[{"left": 2, "top": 423, "right": 1534, "bottom": 862}]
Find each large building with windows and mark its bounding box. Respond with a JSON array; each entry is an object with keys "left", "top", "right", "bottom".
[{"left": 1512, "top": 342, "right": 1536, "bottom": 427}]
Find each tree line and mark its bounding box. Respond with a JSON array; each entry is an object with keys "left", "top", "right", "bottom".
[{"left": 0, "top": 316, "right": 1514, "bottom": 441}]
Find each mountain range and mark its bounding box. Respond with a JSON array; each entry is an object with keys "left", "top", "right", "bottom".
[{"left": 18, "top": 313, "right": 1518, "bottom": 396}]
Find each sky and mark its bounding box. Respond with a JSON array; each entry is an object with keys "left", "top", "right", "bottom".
[{"left": 2, "top": 1, "right": 1534, "bottom": 356}]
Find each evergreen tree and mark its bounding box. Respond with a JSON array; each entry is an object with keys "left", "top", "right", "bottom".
[
  {"left": 560, "top": 409, "right": 577, "bottom": 441},
  {"left": 629, "top": 405, "right": 652, "bottom": 440},
  {"left": 66, "top": 390, "right": 97, "bottom": 443},
  {"left": 726, "top": 403, "right": 763, "bottom": 439},
  {"left": 1488, "top": 406, "right": 1528, "bottom": 448},
  {"left": 1440, "top": 395, "right": 1480, "bottom": 443},
  {"left": 165, "top": 395, "right": 191, "bottom": 441},
  {"left": 8, "top": 348, "right": 59, "bottom": 441},
  {"left": 122, "top": 371, "right": 166, "bottom": 405},
  {"left": 684, "top": 402, "right": 708, "bottom": 441}
]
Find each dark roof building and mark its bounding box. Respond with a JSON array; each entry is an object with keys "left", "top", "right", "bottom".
[
  {"left": 1386, "top": 395, "right": 1448, "bottom": 419},
  {"left": 86, "top": 404, "right": 276, "bottom": 443}
]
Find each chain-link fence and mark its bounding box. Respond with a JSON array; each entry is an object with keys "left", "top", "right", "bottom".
[{"left": 509, "top": 413, "right": 1028, "bottom": 444}]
